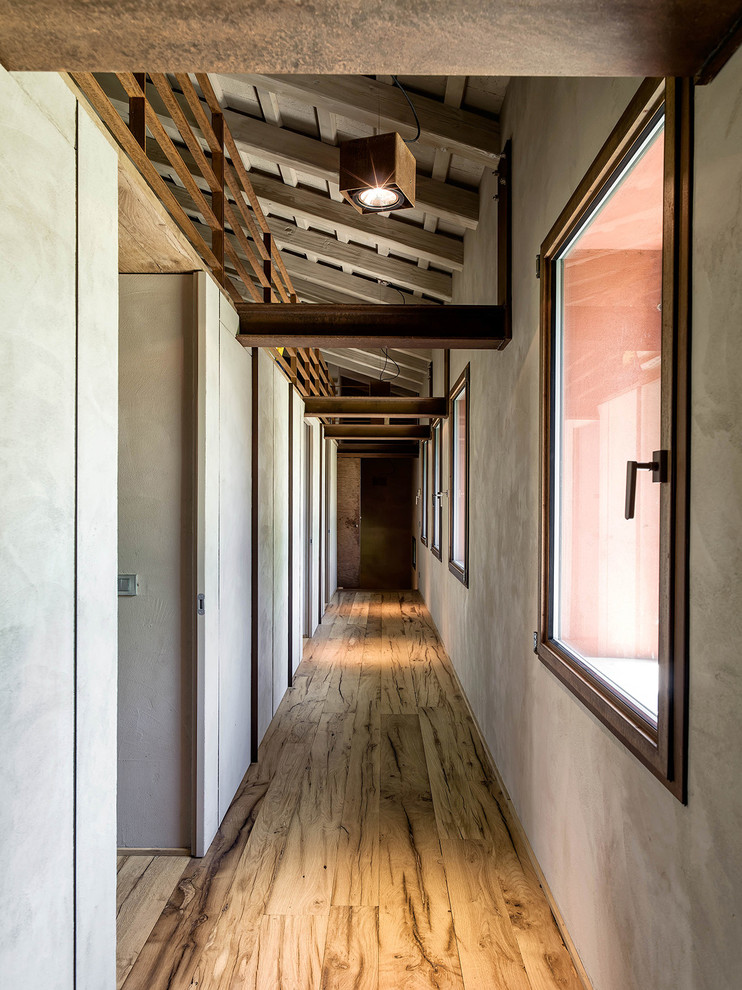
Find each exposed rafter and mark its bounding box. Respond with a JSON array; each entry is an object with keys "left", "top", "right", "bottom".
[
  {"left": 324, "top": 352, "right": 427, "bottom": 394},
  {"left": 235, "top": 74, "right": 501, "bottom": 167},
  {"left": 235, "top": 304, "right": 509, "bottom": 349},
  {"left": 146, "top": 141, "right": 463, "bottom": 273},
  {"left": 304, "top": 397, "right": 447, "bottom": 418},
  {"left": 223, "top": 110, "right": 480, "bottom": 229},
  {"left": 165, "top": 177, "right": 452, "bottom": 300},
  {"left": 324, "top": 424, "right": 431, "bottom": 440}
]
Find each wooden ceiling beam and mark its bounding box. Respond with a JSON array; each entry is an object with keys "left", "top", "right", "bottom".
[
  {"left": 333, "top": 346, "right": 431, "bottom": 377},
  {"left": 101, "top": 80, "right": 478, "bottom": 231},
  {"left": 304, "top": 397, "right": 447, "bottom": 418},
  {"left": 192, "top": 191, "right": 451, "bottom": 299},
  {"left": 185, "top": 209, "right": 433, "bottom": 305},
  {"left": 8, "top": 5, "right": 742, "bottom": 80},
  {"left": 234, "top": 74, "right": 501, "bottom": 168},
  {"left": 324, "top": 424, "right": 431, "bottom": 440},
  {"left": 148, "top": 139, "right": 463, "bottom": 271},
  {"left": 236, "top": 304, "right": 510, "bottom": 349},
  {"left": 269, "top": 221, "right": 452, "bottom": 300},
  {"left": 246, "top": 172, "right": 464, "bottom": 271},
  {"left": 323, "top": 352, "right": 425, "bottom": 393},
  {"left": 153, "top": 148, "right": 452, "bottom": 296},
  {"left": 336, "top": 446, "right": 418, "bottom": 458},
  {"left": 223, "top": 110, "right": 480, "bottom": 229}
]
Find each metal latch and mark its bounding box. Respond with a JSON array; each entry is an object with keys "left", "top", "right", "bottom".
[
  {"left": 197, "top": 594, "right": 205, "bottom": 615},
  {"left": 625, "top": 450, "right": 668, "bottom": 519}
]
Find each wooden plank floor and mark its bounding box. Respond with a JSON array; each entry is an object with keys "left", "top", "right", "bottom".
[
  {"left": 116, "top": 854, "right": 190, "bottom": 988},
  {"left": 120, "top": 591, "right": 582, "bottom": 990}
]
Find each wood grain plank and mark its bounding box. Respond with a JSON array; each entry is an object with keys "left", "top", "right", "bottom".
[
  {"left": 378, "top": 714, "right": 464, "bottom": 990},
  {"left": 381, "top": 593, "right": 417, "bottom": 715},
  {"left": 123, "top": 705, "right": 321, "bottom": 990},
  {"left": 399, "top": 593, "right": 448, "bottom": 709},
  {"left": 419, "top": 707, "right": 531, "bottom": 990},
  {"left": 116, "top": 856, "right": 153, "bottom": 910},
  {"left": 321, "top": 905, "right": 379, "bottom": 990},
  {"left": 419, "top": 704, "right": 582, "bottom": 990},
  {"left": 117, "top": 856, "right": 189, "bottom": 989},
  {"left": 121, "top": 589, "right": 584, "bottom": 990},
  {"left": 332, "top": 660, "right": 381, "bottom": 906},
  {"left": 241, "top": 914, "right": 329, "bottom": 990},
  {"left": 348, "top": 589, "right": 370, "bottom": 627},
  {"left": 323, "top": 624, "right": 364, "bottom": 714},
  {"left": 265, "top": 712, "right": 354, "bottom": 915}
]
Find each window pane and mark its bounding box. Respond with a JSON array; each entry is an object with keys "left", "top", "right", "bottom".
[
  {"left": 452, "top": 388, "right": 467, "bottom": 568},
  {"left": 421, "top": 441, "right": 428, "bottom": 542},
  {"left": 432, "top": 424, "right": 441, "bottom": 551},
  {"left": 553, "top": 115, "right": 664, "bottom": 723}
]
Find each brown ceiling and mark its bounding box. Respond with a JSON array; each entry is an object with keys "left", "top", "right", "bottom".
[{"left": 1, "top": 2, "right": 740, "bottom": 78}]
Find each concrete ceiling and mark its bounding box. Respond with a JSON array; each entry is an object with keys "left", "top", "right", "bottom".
[{"left": 1, "top": 2, "right": 739, "bottom": 79}]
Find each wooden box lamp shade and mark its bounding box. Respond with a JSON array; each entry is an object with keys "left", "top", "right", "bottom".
[{"left": 339, "top": 132, "right": 416, "bottom": 214}]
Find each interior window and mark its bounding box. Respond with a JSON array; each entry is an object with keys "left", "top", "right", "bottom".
[
  {"left": 449, "top": 365, "right": 469, "bottom": 585},
  {"left": 537, "top": 79, "right": 691, "bottom": 800},
  {"left": 421, "top": 439, "right": 429, "bottom": 546},
  {"left": 431, "top": 421, "right": 442, "bottom": 559}
]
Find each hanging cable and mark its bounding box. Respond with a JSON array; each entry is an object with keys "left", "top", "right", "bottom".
[
  {"left": 391, "top": 76, "right": 421, "bottom": 144},
  {"left": 379, "top": 346, "right": 401, "bottom": 383}
]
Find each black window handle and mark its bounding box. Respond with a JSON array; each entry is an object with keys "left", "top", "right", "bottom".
[{"left": 625, "top": 450, "right": 668, "bottom": 519}]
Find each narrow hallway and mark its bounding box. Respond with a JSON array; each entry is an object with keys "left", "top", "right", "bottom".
[{"left": 120, "top": 592, "right": 582, "bottom": 990}]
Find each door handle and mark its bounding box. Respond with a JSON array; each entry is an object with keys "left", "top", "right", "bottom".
[{"left": 625, "top": 449, "right": 668, "bottom": 519}]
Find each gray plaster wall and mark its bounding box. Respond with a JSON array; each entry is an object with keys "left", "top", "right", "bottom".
[
  {"left": 307, "top": 419, "right": 322, "bottom": 634},
  {"left": 290, "top": 389, "right": 305, "bottom": 678},
  {"left": 1, "top": 69, "right": 118, "bottom": 989},
  {"left": 74, "top": 101, "right": 120, "bottom": 990},
  {"left": 256, "top": 354, "right": 303, "bottom": 740},
  {"left": 195, "top": 271, "right": 221, "bottom": 854},
  {"left": 417, "top": 60, "right": 742, "bottom": 990},
  {"left": 325, "top": 439, "right": 338, "bottom": 601},
  {"left": 217, "top": 305, "right": 252, "bottom": 823},
  {"left": 118, "top": 273, "right": 195, "bottom": 849},
  {"left": 272, "top": 374, "right": 290, "bottom": 711},
  {"left": 256, "top": 349, "right": 275, "bottom": 742}
]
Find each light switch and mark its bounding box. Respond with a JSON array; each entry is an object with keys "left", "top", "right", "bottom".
[{"left": 118, "top": 574, "right": 138, "bottom": 596}]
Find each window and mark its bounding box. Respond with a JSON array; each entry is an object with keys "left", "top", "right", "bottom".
[
  {"left": 448, "top": 365, "right": 470, "bottom": 585},
  {"left": 431, "top": 420, "right": 442, "bottom": 560},
  {"left": 420, "top": 439, "right": 429, "bottom": 546},
  {"left": 538, "top": 79, "right": 691, "bottom": 800}
]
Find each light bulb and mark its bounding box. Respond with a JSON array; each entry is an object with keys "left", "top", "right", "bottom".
[{"left": 356, "top": 186, "right": 402, "bottom": 210}]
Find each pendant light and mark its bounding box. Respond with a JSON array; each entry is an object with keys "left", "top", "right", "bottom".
[{"left": 339, "top": 76, "right": 420, "bottom": 215}]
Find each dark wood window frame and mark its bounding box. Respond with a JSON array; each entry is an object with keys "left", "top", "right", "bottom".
[
  {"left": 448, "top": 364, "right": 470, "bottom": 587},
  {"left": 420, "top": 438, "right": 429, "bottom": 547},
  {"left": 537, "top": 77, "right": 692, "bottom": 802},
  {"left": 431, "top": 419, "right": 443, "bottom": 561}
]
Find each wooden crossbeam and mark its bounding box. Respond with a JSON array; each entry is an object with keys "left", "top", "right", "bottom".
[
  {"left": 303, "top": 397, "right": 447, "bottom": 418},
  {"left": 149, "top": 143, "right": 454, "bottom": 295},
  {"left": 324, "top": 424, "right": 431, "bottom": 440},
  {"left": 236, "top": 304, "right": 510, "bottom": 349},
  {"left": 220, "top": 110, "right": 480, "bottom": 229},
  {"left": 236, "top": 74, "right": 502, "bottom": 168}
]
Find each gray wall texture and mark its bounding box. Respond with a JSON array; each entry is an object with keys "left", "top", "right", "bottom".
[
  {"left": 1, "top": 70, "right": 119, "bottom": 989},
  {"left": 417, "top": 59, "right": 742, "bottom": 990}
]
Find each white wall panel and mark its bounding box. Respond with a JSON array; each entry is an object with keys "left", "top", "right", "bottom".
[
  {"left": 256, "top": 349, "right": 275, "bottom": 743},
  {"left": 272, "top": 369, "right": 290, "bottom": 711},
  {"left": 291, "top": 391, "right": 305, "bottom": 677},
  {"left": 0, "top": 67, "right": 77, "bottom": 990},
  {"left": 75, "top": 105, "right": 119, "bottom": 990},
  {"left": 195, "top": 272, "right": 221, "bottom": 854},
  {"left": 217, "top": 313, "right": 252, "bottom": 821}
]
